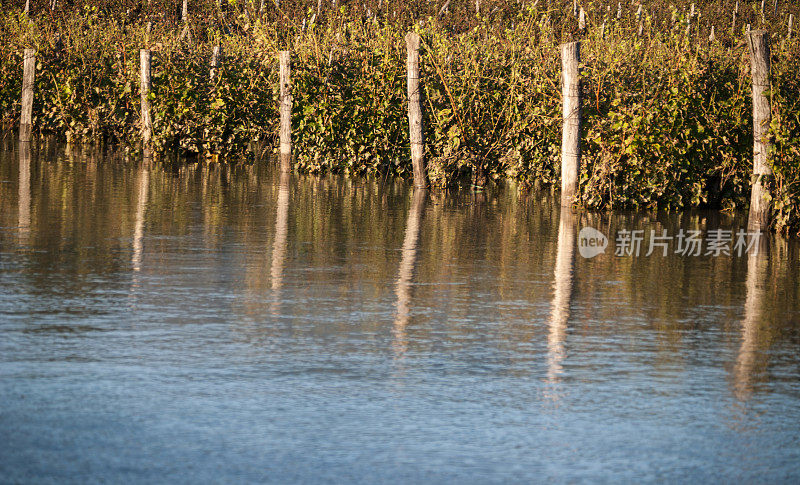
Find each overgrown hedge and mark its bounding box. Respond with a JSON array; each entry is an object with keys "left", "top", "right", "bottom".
[{"left": 1, "top": 1, "right": 800, "bottom": 232}]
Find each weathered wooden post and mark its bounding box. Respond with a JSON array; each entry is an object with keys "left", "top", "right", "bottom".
[
  {"left": 746, "top": 30, "right": 773, "bottom": 231},
  {"left": 789, "top": 14, "right": 794, "bottom": 40},
  {"left": 181, "top": 0, "right": 188, "bottom": 22},
  {"left": 637, "top": 6, "right": 644, "bottom": 38},
  {"left": 19, "top": 49, "right": 35, "bottom": 143},
  {"left": 560, "top": 41, "right": 581, "bottom": 207},
  {"left": 732, "top": 0, "right": 739, "bottom": 32},
  {"left": 210, "top": 45, "right": 222, "bottom": 80},
  {"left": 405, "top": 32, "right": 427, "bottom": 189},
  {"left": 140, "top": 49, "right": 152, "bottom": 148},
  {"left": 578, "top": 7, "right": 586, "bottom": 32},
  {"left": 279, "top": 51, "right": 292, "bottom": 173},
  {"left": 24, "top": 0, "right": 29, "bottom": 14}
]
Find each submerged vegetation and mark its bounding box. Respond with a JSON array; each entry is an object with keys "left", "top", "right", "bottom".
[{"left": 1, "top": 1, "right": 800, "bottom": 231}]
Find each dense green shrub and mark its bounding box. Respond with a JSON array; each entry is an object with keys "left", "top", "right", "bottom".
[{"left": 1, "top": 1, "right": 800, "bottom": 232}]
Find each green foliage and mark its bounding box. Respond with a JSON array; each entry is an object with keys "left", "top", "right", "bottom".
[{"left": 2, "top": 1, "right": 800, "bottom": 232}]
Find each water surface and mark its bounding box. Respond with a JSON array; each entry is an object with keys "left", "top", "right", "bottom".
[{"left": 1, "top": 143, "right": 800, "bottom": 482}]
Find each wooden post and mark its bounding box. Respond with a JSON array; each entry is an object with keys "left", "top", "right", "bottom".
[
  {"left": 746, "top": 30, "right": 773, "bottom": 231},
  {"left": 437, "top": 0, "right": 450, "bottom": 18},
  {"left": 181, "top": 0, "right": 188, "bottom": 22},
  {"left": 732, "top": 0, "right": 739, "bottom": 32},
  {"left": 637, "top": 8, "right": 644, "bottom": 38},
  {"left": 405, "top": 32, "right": 427, "bottom": 189},
  {"left": 789, "top": 14, "right": 794, "bottom": 40},
  {"left": 140, "top": 49, "right": 152, "bottom": 148},
  {"left": 19, "top": 49, "right": 35, "bottom": 143},
  {"left": 210, "top": 45, "right": 222, "bottom": 80},
  {"left": 616, "top": 2, "right": 621, "bottom": 20},
  {"left": 578, "top": 7, "right": 585, "bottom": 32},
  {"left": 560, "top": 41, "right": 581, "bottom": 207},
  {"left": 24, "top": 0, "right": 29, "bottom": 14},
  {"left": 709, "top": 25, "right": 716, "bottom": 42},
  {"left": 279, "top": 51, "right": 292, "bottom": 173}
]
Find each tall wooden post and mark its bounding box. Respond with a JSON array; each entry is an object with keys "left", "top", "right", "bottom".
[
  {"left": 181, "top": 0, "right": 188, "bottom": 22},
  {"left": 210, "top": 45, "right": 222, "bottom": 80},
  {"left": 19, "top": 49, "right": 35, "bottom": 143},
  {"left": 279, "top": 51, "right": 292, "bottom": 173},
  {"left": 732, "top": 0, "right": 739, "bottom": 32},
  {"left": 405, "top": 32, "right": 427, "bottom": 189},
  {"left": 789, "top": 14, "right": 794, "bottom": 40},
  {"left": 560, "top": 41, "right": 581, "bottom": 207},
  {"left": 746, "top": 30, "right": 772, "bottom": 231},
  {"left": 140, "top": 49, "right": 152, "bottom": 148}
]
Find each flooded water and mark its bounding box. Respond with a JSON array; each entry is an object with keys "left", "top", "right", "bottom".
[{"left": 1, "top": 142, "right": 800, "bottom": 483}]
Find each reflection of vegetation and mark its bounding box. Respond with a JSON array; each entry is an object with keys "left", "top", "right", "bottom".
[{"left": 3, "top": 2, "right": 800, "bottom": 230}]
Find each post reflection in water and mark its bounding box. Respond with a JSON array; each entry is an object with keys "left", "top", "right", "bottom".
[
  {"left": 270, "top": 172, "right": 291, "bottom": 315},
  {"left": 734, "top": 236, "right": 770, "bottom": 401},
  {"left": 18, "top": 143, "right": 32, "bottom": 245},
  {"left": 4, "top": 146, "right": 800, "bottom": 482},
  {"left": 132, "top": 162, "right": 150, "bottom": 274},
  {"left": 393, "top": 189, "right": 427, "bottom": 358},
  {"left": 547, "top": 207, "right": 577, "bottom": 393}
]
